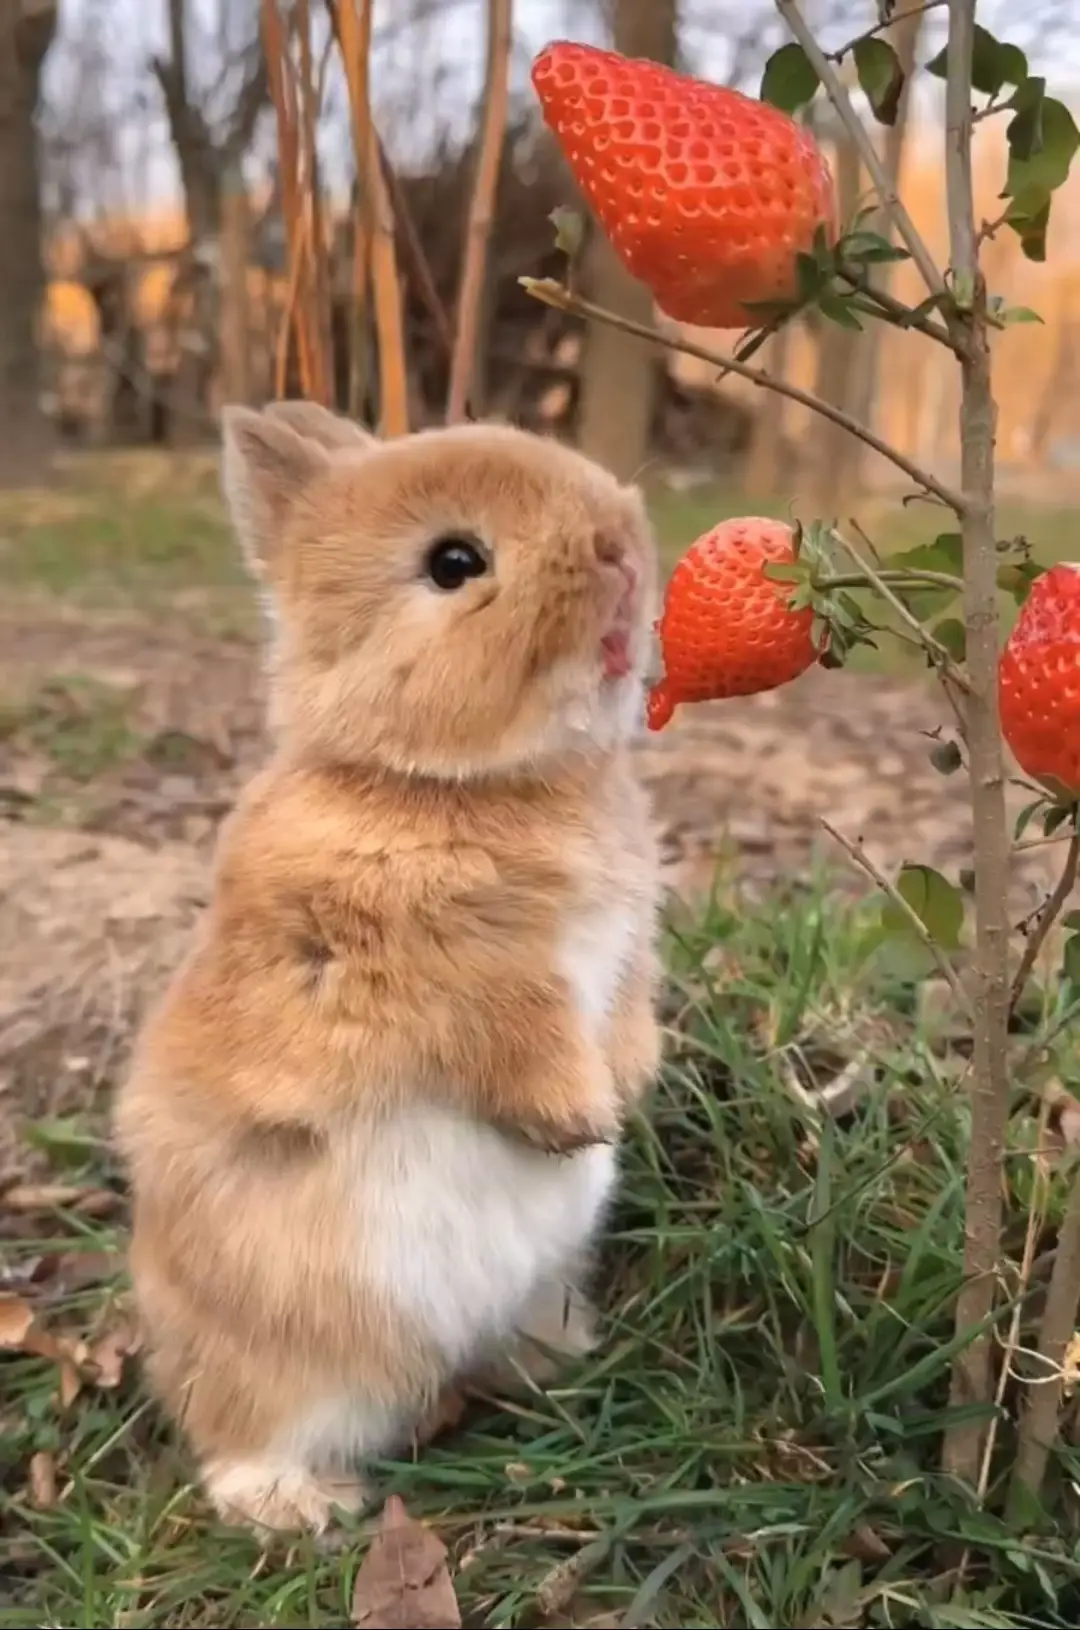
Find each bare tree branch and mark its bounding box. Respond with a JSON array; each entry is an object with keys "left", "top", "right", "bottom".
[
  {"left": 521, "top": 277, "right": 968, "bottom": 512},
  {"left": 447, "top": 0, "right": 512, "bottom": 422}
]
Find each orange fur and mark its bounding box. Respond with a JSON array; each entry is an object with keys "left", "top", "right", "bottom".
[{"left": 115, "top": 401, "right": 662, "bottom": 1533}]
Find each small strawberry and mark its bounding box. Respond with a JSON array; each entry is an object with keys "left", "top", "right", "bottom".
[
  {"left": 647, "top": 518, "right": 822, "bottom": 730},
  {"left": 531, "top": 40, "right": 835, "bottom": 330},
  {"left": 999, "top": 563, "right": 1080, "bottom": 800}
]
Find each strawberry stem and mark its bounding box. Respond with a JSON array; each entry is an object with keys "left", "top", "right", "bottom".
[{"left": 813, "top": 570, "right": 964, "bottom": 593}]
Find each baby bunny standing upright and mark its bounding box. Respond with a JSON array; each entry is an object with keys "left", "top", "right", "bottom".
[{"left": 114, "top": 401, "right": 663, "bottom": 1534}]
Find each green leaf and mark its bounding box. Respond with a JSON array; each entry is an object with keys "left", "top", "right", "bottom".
[
  {"left": 1004, "top": 96, "right": 1079, "bottom": 201},
  {"left": 997, "top": 558, "right": 1047, "bottom": 604},
  {"left": 1043, "top": 803, "right": 1075, "bottom": 836},
  {"left": 795, "top": 250, "right": 828, "bottom": 302},
  {"left": 818, "top": 290, "right": 863, "bottom": 330},
  {"left": 763, "top": 561, "right": 807, "bottom": 584},
  {"left": 899, "top": 291, "right": 951, "bottom": 329},
  {"left": 1006, "top": 76, "right": 1046, "bottom": 163},
  {"left": 933, "top": 618, "right": 967, "bottom": 662},
  {"left": 869, "top": 926, "right": 941, "bottom": 984},
  {"left": 760, "top": 42, "right": 820, "bottom": 114},
  {"left": 996, "top": 304, "right": 1044, "bottom": 326},
  {"left": 883, "top": 864, "right": 965, "bottom": 950},
  {"left": 972, "top": 28, "right": 1027, "bottom": 95},
  {"left": 930, "top": 739, "right": 963, "bottom": 775},
  {"left": 1063, "top": 933, "right": 1080, "bottom": 988},
  {"left": 926, "top": 26, "right": 1027, "bottom": 96},
  {"left": 839, "top": 229, "right": 894, "bottom": 257},
  {"left": 893, "top": 533, "right": 964, "bottom": 576},
  {"left": 853, "top": 37, "right": 905, "bottom": 126},
  {"left": 548, "top": 206, "right": 584, "bottom": 259},
  {"left": 1014, "top": 800, "right": 1042, "bottom": 841},
  {"left": 1063, "top": 910, "right": 1080, "bottom": 930},
  {"left": 1008, "top": 192, "right": 1052, "bottom": 261}
]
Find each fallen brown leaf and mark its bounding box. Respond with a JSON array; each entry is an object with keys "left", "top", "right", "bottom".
[
  {"left": 351, "top": 1495, "right": 462, "bottom": 1629},
  {"left": 840, "top": 1523, "right": 892, "bottom": 1563},
  {"left": 0, "top": 1296, "right": 61, "bottom": 1360},
  {"left": 535, "top": 1540, "right": 608, "bottom": 1622},
  {"left": 86, "top": 1318, "right": 141, "bottom": 1388},
  {"left": 0, "top": 1296, "right": 35, "bottom": 1349},
  {"left": 28, "top": 1449, "right": 57, "bottom": 1509},
  {"left": 58, "top": 1359, "right": 83, "bottom": 1409},
  {"left": 2, "top": 1183, "right": 121, "bottom": 1217}
]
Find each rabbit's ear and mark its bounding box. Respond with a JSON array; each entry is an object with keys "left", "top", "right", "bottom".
[
  {"left": 263, "top": 399, "right": 377, "bottom": 452},
  {"left": 220, "top": 406, "right": 330, "bottom": 579}
]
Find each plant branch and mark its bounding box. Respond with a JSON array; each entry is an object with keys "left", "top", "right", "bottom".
[
  {"left": 941, "top": 0, "right": 1014, "bottom": 1492},
  {"left": 835, "top": 524, "right": 972, "bottom": 714},
  {"left": 378, "top": 136, "right": 454, "bottom": 359},
  {"left": 521, "top": 278, "right": 967, "bottom": 513},
  {"left": 813, "top": 570, "right": 964, "bottom": 594},
  {"left": 839, "top": 272, "right": 956, "bottom": 351},
  {"left": 827, "top": 0, "right": 947, "bottom": 63},
  {"left": 820, "top": 818, "right": 971, "bottom": 1012},
  {"left": 775, "top": 0, "right": 946, "bottom": 301},
  {"left": 1008, "top": 1156, "right": 1080, "bottom": 1513},
  {"left": 1009, "top": 832, "right": 1080, "bottom": 1014},
  {"left": 447, "top": 0, "right": 512, "bottom": 423},
  {"left": 332, "top": 0, "right": 409, "bottom": 436}
]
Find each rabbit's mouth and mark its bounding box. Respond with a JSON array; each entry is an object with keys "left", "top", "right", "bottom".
[{"left": 599, "top": 628, "right": 632, "bottom": 680}]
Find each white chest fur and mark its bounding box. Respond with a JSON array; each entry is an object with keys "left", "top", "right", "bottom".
[
  {"left": 347, "top": 1109, "right": 615, "bottom": 1369},
  {"left": 345, "top": 901, "right": 637, "bottom": 1373}
]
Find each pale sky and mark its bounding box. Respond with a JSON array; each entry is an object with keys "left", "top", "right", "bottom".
[{"left": 41, "top": 0, "right": 1080, "bottom": 221}]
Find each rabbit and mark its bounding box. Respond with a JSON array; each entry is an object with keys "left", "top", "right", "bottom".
[{"left": 114, "top": 400, "right": 663, "bottom": 1536}]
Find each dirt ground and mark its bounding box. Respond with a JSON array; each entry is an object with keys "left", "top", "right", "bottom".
[{"left": 0, "top": 599, "right": 1063, "bottom": 1183}]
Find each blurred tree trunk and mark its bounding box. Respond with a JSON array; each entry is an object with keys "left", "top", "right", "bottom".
[
  {"left": 744, "top": 102, "right": 819, "bottom": 499},
  {"left": 577, "top": 0, "right": 678, "bottom": 479},
  {"left": 152, "top": 0, "right": 265, "bottom": 440},
  {"left": 847, "top": 3, "right": 924, "bottom": 474},
  {"left": 744, "top": 324, "right": 793, "bottom": 495},
  {"left": 219, "top": 159, "right": 252, "bottom": 405},
  {"left": 807, "top": 127, "right": 861, "bottom": 513},
  {"left": 0, "top": 0, "right": 58, "bottom": 486}
]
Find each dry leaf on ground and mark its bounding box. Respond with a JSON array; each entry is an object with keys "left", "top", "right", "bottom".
[
  {"left": 86, "top": 1317, "right": 141, "bottom": 1388},
  {"left": 58, "top": 1358, "right": 83, "bottom": 1408},
  {"left": 0, "top": 1295, "right": 61, "bottom": 1360},
  {"left": 27, "top": 1449, "right": 57, "bottom": 1509},
  {"left": 351, "top": 1495, "right": 462, "bottom": 1629},
  {"left": 2, "top": 1183, "right": 121, "bottom": 1216}
]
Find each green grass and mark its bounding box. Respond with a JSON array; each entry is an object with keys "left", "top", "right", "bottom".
[
  {"left": 0, "top": 454, "right": 252, "bottom": 638},
  {"left": 646, "top": 481, "right": 1080, "bottom": 570},
  {"left": 0, "top": 675, "right": 143, "bottom": 780},
  {"left": 4, "top": 880, "right": 1080, "bottom": 1629},
  {"left": 1, "top": 458, "right": 1077, "bottom": 663}
]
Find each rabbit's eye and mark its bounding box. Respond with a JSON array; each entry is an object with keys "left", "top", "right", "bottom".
[{"left": 424, "top": 534, "right": 489, "bottom": 592}]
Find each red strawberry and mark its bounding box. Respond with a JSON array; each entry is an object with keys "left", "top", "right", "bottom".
[
  {"left": 647, "top": 518, "right": 822, "bottom": 731},
  {"left": 999, "top": 563, "right": 1080, "bottom": 800},
  {"left": 531, "top": 40, "right": 835, "bottom": 330}
]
